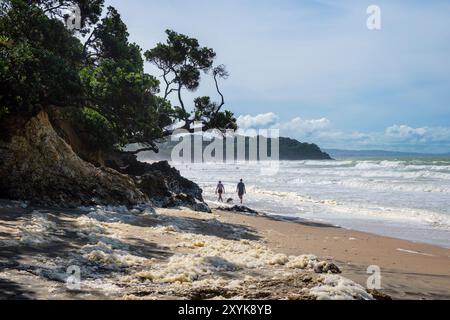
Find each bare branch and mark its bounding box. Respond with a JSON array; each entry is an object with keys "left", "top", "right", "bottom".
[{"left": 211, "top": 65, "right": 228, "bottom": 116}]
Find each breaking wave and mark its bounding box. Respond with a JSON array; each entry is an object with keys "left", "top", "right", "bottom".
[{"left": 174, "top": 158, "right": 450, "bottom": 247}]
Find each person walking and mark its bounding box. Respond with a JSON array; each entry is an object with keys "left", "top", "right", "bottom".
[
  {"left": 216, "top": 181, "right": 225, "bottom": 202},
  {"left": 236, "top": 179, "right": 246, "bottom": 204}
]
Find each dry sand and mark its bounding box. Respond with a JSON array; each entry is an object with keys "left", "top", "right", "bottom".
[{"left": 0, "top": 202, "right": 448, "bottom": 300}]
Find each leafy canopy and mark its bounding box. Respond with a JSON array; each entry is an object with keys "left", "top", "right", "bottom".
[
  {"left": 145, "top": 30, "right": 237, "bottom": 132},
  {"left": 1, "top": 0, "right": 237, "bottom": 156}
]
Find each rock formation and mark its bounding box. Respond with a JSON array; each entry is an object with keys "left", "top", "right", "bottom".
[
  {"left": 0, "top": 112, "right": 146, "bottom": 207},
  {"left": 107, "top": 154, "right": 210, "bottom": 212},
  {"left": 0, "top": 111, "right": 210, "bottom": 211}
]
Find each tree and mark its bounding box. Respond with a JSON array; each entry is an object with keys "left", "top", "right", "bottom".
[
  {"left": 145, "top": 30, "right": 237, "bottom": 134},
  {"left": 1, "top": 1, "right": 236, "bottom": 158},
  {"left": 79, "top": 6, "right": 174, "bottom": 154},
  {"left": 0, "top": 0, "right": 238, "bottom": 206},
  {"left": 30, "top": 0, "right": 104, "bottom": 35},
  {"left": 0, "top": 0, "right": 89, "bottom": 120}
]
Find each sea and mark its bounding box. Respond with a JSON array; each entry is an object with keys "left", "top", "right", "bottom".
[{"left": 172, "top": 158, "right": 450, "bottom": 248}]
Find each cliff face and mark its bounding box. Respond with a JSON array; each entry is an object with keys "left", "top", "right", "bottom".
[{"left": 0, "top": 112, "right": 146, "bottom": 207}]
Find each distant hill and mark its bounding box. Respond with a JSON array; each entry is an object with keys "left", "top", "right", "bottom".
[
  {"left": 137, "top": 135, "right": 332, "bottom": 161},
  {"left": 278, "top": 137, "right": 332, "bottom": 160},
  {"left": 325, "top": 149, "right": 450, "bottom": 159}
]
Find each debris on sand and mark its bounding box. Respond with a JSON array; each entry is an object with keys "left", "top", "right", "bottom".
[
  {"left": 217, "top": 205, "right": 261, "bottom": 216},
  {"left": 313, "top": 261, "right": 341, "bottom": 274}
]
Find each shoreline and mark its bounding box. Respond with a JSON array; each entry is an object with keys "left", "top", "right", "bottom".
[
  {"left": 0, "top": 202, "right": 449, "bottom": 300},
  {"left": 259, "top": 212, "right": 450, "bottom": 250},
  {"left": 176, "top": 158, "right": 450, "bottom": 250},
  {"left": 210, "top": 206, "right": 450, "bottom": 299}
]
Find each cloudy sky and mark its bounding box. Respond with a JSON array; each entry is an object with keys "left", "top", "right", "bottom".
[{"left": 106, "top": 0, "right": 450, "bottom": 153}]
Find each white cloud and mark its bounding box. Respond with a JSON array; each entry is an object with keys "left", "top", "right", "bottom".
[
  {"left": 385, "top": 125, "right": 427, "bottom": 140},
  {"left": 385, "top": 125, "right": 450, "bottom": 144},
  {"left": 236, "top": 112, "right": 450, "bottom": 153},
  {"left": 281, "top": 117, "right": 331, "bottom": 136},
  {"left": 237, "top": 112, "right": 279, "bottom": 129},
  {"left": 107, "top": 0, "right": 450, "bottom": 152}
]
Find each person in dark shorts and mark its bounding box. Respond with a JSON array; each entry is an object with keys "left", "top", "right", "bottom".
[
  {"left": 236, "top": 179, "right": 246, "bottom": 204},
  {"left": 216, "top": 181, "right": 225, "bottom": 202}
]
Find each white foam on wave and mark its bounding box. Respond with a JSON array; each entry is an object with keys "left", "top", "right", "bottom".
[
  {"left": 338, "top": 178, "right": 450, "bottom": 194},
  {"left": 245, "top": 185, "right": 450, "bottom": 230},
  {"left": 396, "top": 248, "right": 434, "bottom": 256},
  {"left": 175, "top": 159, "right": 450, "bottom": 247}
]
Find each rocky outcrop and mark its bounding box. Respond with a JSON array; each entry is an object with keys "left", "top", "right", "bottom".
[
  {"left": 135, "top": 161, "right": 210, "bottom": 212},
  {"left": 105, "top": 152, "right": 209, "bottom": 212},
  {"left": 0, "top": 112, "right": 146, "bottom": 207},
  {"left": 138, "top": 161, "right": 203, "bottom": 200}
]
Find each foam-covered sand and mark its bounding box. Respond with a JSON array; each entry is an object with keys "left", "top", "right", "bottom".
[
  {"left": 0, "top": 203, "right": 375, "bottom": 300},
  {"left": 0, "top": 202, "right": 448, "bottom": 299}
]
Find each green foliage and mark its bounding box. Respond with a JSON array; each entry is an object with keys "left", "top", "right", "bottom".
[
  {"left": 145, "top": 30, "right": 237, "bottom": 132},
  {"left": 80, "top": 6, "right": 172, "bottom": 150},
  {"left": 27, "top": 0, "right": 104, "bottom": 35},
  {"left": 278, "top": 137, "right": 332, "bottom": 160},
  {"left": 87, "top": 6, "right": 131, "bottom": 62},
  {"left": 0, "top": 0, "right": 84, "bottom": 118},
  {"left": 1, "top": 0, "right": 236, "bottom": 156},
  {"left": 145, "top": 29, "right": 216, "bottom": 99},
  {"left": 76, "top": 106, "right": 118, "bottom": 149},
  {"left": 145, "top": 30, "right": 216, "bottom": 84}
]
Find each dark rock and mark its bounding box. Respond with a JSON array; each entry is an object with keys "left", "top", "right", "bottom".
[
  {"left": 126, "top": 160, "right": 209, "bottom": 212},
  {"left": 313, "top": 261, "right": 341, "bottom": 274},
  {"left": 218, "top": 205, "right": 260, "bottom": 215},
  {"left": 366, "top": 289, "right": 392, "bottom": 300},
  {"left": 138, "top": 172, "right": 171, "bottom": 199},
  {"left": 192, "top": 202, "right": 212, "bottom": 213},
  {"left": 136, "top": 161, "right": 203, "bottom": 200},
  {"left": 226, "top": 198, "right": 233, "bottom": 204}
]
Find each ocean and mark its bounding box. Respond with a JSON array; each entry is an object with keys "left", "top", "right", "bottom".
[{"left": 173, "top": 158, "right": 450, "bottom": 248}]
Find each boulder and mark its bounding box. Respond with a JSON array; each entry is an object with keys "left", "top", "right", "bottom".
[
  {"left": 137, "top": 161, "right": 203, "bottom": 202},
  {"left": 123, "top": 159, "right": 208, "bottom": 212},
  {"left": 313, "top": 261, "right": 341, "bottom": 274}
]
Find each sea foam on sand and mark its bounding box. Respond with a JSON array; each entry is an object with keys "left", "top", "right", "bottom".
[
  {"left": 18, "top": 211, "right": 64, "bottom": 246},
  {"left": 1, "top": 205, "right": 373, "bottom": 300},
  {"left": 310, "top": 275, "right": 373, "bottom": 300}
]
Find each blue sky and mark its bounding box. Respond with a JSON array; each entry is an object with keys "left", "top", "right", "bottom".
[{"left": 106, "top": 0, "right": 450, "bottom": 153}]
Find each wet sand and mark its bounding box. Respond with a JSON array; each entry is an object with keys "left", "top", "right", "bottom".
[
  {"left": 0, "top": 204, "right": 448, "bottom": 300},
  {"left": 212, "top": 210, "right": 450, "bottom": 299}
]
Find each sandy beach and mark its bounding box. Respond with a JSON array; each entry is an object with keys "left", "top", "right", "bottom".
[
  {"left": 0, "top": 202, "right": 448, "bottom": 300},
  {"left": 214, "top": 209, "right": 450, "bottom": 300}
]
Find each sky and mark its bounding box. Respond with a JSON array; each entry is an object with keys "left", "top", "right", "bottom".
[{"left": 106, "top": 0, "right": 450, "bottom": 153}]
